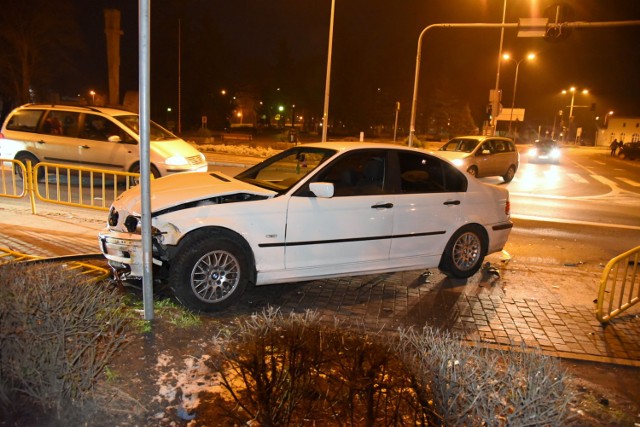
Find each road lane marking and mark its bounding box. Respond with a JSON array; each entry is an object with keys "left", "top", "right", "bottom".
[
  {"left": 617, "top": 177, "right": 640, "bottom": 187},
  {"left": 512, "top": 214, "right": 640, "bottom": 231},
  {"left": 567, "top": 173, "right": 589, "bottom": 184},
  {"left": 591, "top": 175, "right": 618, "bottom": 187}
]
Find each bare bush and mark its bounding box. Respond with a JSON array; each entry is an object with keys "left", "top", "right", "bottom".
[
  {"left": 0, "top": 262, "right": 130, "bottom": 418},
  {"left": 394, "top": 327, "right": 575, "bottom": 426},
  {"left": 206, "top": 307, "right": 436, "bottom": 426}
]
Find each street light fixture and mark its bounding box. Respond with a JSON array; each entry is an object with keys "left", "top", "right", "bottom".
[
  {"left": 502, "top": 52, "right": 535, "bottom": 136},
  {"left": 561, "top": 87, "right": 588, "bottom": 143},
  {"left": 604, "top": 110, "right": 614, "bottom": 127},
  {"left": 89, "top": 90, "right": 96, "bottom": 104}
]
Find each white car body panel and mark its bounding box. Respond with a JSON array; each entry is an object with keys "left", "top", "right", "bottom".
[{"left": 99, "top": 142, "right": 513, "bottom": 302}]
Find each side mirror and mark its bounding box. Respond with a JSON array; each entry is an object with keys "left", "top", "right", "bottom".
[
  {"left": 309, "top": 182, "right": 334, "bottom": 198},
  {"left": 481, "top": 149, "right": 491, "bottom": 155}
]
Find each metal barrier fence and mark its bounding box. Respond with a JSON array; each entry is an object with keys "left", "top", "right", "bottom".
[
  {"left": 0, "top": 159, "right": 27, "bottom": 199},
  {"left": 596, "top": 245, "right": 640, "bottom": 323},
  {"left": 0, "top": 158, "right": 141, "bottom": 213},
  {"left": 0, "top": 246, "right": 109, "bottom": 283}
]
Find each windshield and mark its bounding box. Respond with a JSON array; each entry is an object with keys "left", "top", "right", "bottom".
[
  {"left": 115, "top": 115, "right": 179, "bottom": 141},
  {"left": 439, "top": 139, "right": 480, "bottom": 153},
  {"left": 235, "top": 147, "right": 336, "bottom": 194},
  {"left": 535, "top": 140, "right": 556, "bottom": 149}
]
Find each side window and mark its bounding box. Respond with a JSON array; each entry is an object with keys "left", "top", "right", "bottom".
[
  {"left": 314, "top": 150, "right": 387, "bottom": 196},
  {"left": 491, "top": 140, "right": 506, "bottom": 153},
  {"left": 398, "top": 152, "right": 467, "bottom": 194},
  {"left": 6, "top": 109, "right": 44, "bottom": 132},
  {"left": 41, "top": 111, "right": 80, "bottom": 136},
  {"left": 478, "top": 142, "right": 492, "bottom": 156},
  {"left": 80, "top": 114, "right": 128, "bottom": 142}
]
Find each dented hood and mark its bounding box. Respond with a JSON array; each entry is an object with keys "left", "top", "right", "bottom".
[{"left": 114, "top": 171, "right": 276, "bottom": 215}]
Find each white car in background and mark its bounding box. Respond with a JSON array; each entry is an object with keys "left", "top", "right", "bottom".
[
  {"left": 99, "top": 142, "right": 513, "bottom": 312},
  {"left": 0, "top": 104, "right": 207, "bottom": 180},
  {"left": 436, "top": 136, "right": 520, "bottom": 182}
]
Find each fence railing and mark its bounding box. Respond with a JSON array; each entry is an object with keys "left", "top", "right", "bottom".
[
  {"left": 0, "top": 159, "right": 27, "bottom": 199},
  {"left": 596, "top": 245, "right": 640, "bottom": 323},
  {"left": 0, "top": 158, "right": 142, "bottom": 213}
]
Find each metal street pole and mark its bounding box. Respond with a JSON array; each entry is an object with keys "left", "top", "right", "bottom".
[
  {"left": 491, "top": 0, "right": 508, "bottom": 132},
  {"left": 321, "top": 0, "right": 335, "bottom": 142},
  {"left": 505, "top": 53, "right": 534, "bottom": 136},
  {"left": 507, "top": 61, "right": 520, "bottom": 135},
  {"left": 408, "top": 22, "right": 518, "bottom": 146},
  {"left": 139, "top": 0, "right": 154, "bottom": 320}
]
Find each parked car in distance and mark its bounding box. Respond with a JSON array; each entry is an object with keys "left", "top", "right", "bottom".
[
  {"left": 0, "top": 104, "right": 207, "bottom": 180},
  {"left": 527, "top": 139, "right": 561, "bottom": 164},
  {"left": 99, "top": 142, "right": 513, "bottom": 312},
  {"left": 435, "top": 136, "right": 519, "bottom": 182},
  {"left": 618, "top": 142, "right": 640, "bottom": 160}
]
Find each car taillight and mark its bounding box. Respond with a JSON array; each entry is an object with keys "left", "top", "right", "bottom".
[{"left": 505, "top": 198, "right": 511, "bottom": 216}]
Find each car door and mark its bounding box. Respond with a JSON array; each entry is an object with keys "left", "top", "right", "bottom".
[
  {"left": 77, "top": 114, "right": 137, "bottom": 171},
  {"left": 284, "top": 149, "right": 394, "bottom": 270},
  {"left": 474, "top": 140, "right": 496, "bottom": 177},
  {"left": 389, "top": 151, "right": 466, "bottom": 264},
  {"left": 34, "top": 110, "right": 82, "bottom": 166}
]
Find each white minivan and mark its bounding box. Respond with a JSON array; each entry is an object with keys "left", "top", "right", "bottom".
[{"left": 0, "top": 104, "right": 208, "bottom": 178}]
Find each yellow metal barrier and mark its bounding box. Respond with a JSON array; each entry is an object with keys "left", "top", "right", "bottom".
[
  {"left": 32, "top": 162, "right": 142, "bottom": 211},
  {"left": 0, "top": 247, "right": 110, "bottom": 283},
  {"left": 0, "top": 159, "right": 27, "bottom": 199},
  {"left": 596, "top": 245, "right": 640, "bottom": 323}
]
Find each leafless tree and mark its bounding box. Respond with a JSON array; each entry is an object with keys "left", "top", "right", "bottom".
[{"left": 0, "top": 0, "right": 83, "bottom": 105}]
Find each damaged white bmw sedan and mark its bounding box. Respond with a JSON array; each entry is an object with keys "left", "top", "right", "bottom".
[{"left": 99, "top": 142, "right": 513, "bottom": 312}]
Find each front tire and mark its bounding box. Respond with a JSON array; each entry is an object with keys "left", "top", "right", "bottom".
[
  {"left": 170, "top": 236, "right": 250, "bottom": 312},
  {"left": 439, "top": 226, "right": 487, "bottom": 279},
  {"left": 466, "top": 166, "right": 478, "bottom": 178},
  {"left": 128, "top": 164, "right": 160, "bottom": 186}
]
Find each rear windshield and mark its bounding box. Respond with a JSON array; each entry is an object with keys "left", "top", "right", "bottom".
[
  {"left": 5, "top": 109, "right": 44, "bottom": 132},
  {"left": 115, "top": 115, "right": 179, "bottom": 141}
]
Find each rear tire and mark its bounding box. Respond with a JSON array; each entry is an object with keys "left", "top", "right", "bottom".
[
  {"left": 170, "top": 235, "right": 251, "bottom": 312},
  {"left": 502, "top": 165, "right": 516, "bottom": 183},
  {"left": 15, "top": 153, "right": 44, "bottom": 181},
  {"left": 439, "top": 225, "right": 487, "bottom": 279}
]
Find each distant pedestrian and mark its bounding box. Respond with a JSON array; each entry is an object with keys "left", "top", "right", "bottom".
[{"left": 610, "top": 139, "right": 619, "bottom": 156}]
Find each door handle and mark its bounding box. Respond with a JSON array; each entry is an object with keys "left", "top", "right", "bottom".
[
  {"left": 444, "top": 200, "right": 460, "bottom": 206},
  {"left": 80, "top": 145, "right": 90, "bottom": 149},
  {"left": 36, "top": 140, "right": 46, "bottom": 144},
  {"left": 371, "top": 203, "right": 393, "bottom": 209}
]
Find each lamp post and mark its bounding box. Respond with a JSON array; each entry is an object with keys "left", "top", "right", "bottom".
[
  {"left": 604, "top": 110, "right": 614, "bottom": 127},
  {"left": 502, "top": 52, "right": 535, "bottom": 136},
  {"left": 89, "top": 90, "right": 96, "bottom": 104},
  {"left": 490, "top": 0, "right": 508, "bottom": 132},
  {"left": 561, "top": 87, "right": 588, "bottom": 143}
]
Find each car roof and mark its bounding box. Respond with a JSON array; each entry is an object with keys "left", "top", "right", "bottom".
[
  {"left": 14, "top": 103, "right": 135, "bottom": 117},
  {"left": 297, "top": 141, "right": 433, "bottom": 155},
  {"left": 449, "top": 135, "right": 513, "bottom": 142}
]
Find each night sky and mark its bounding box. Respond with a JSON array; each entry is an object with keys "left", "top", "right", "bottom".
[{"left": 66, "top": 0, "right": 640, "bottom": 133}]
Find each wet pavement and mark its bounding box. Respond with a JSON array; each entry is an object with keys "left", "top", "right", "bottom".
[{"left": 1, "top": 195, "right": 639, "bottom": 368}]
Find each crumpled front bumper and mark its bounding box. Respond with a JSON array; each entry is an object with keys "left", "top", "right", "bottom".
[{"left": 98, "top": 229, "right": 162, "bottom": 278}]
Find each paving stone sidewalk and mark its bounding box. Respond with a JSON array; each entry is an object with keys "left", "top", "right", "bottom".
[{"left": 1, "top": 202, "right": 639, "bottom": 367}]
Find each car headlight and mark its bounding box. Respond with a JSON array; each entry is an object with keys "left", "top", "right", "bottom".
[
  {"left": 452, "top": 158, "right": 465, "bottom": 167},
  {"left": 528, "top": 148, "right": 538, "bottom": 157},
  {"left": 550, "top": 148, "right": 561, "bottom": 159},
  {"left": 165, "top": 155, "right": 189, "bottom": 166}
]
